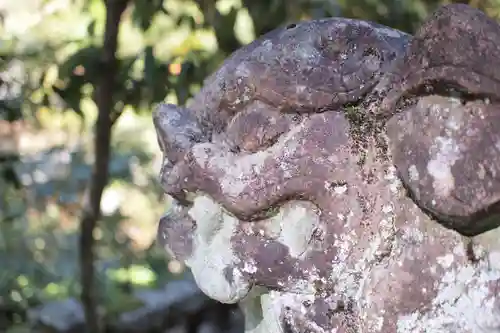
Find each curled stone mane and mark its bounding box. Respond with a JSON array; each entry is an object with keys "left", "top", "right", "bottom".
[{"left": 153, "top": 4, "right": 500, "bottom": 333}]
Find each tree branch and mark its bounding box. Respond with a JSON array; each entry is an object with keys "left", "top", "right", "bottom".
[{"left": 79, "top": 0, "right": 129, "bottom": 332}]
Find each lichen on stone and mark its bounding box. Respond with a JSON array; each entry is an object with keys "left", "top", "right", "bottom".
[{"left": 153, "top": 3, "right": 500, "bottom": 332}]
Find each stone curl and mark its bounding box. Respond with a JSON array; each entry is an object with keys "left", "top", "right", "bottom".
[{"left": 154, "top": 4, "right": 500, "bottom": 333}]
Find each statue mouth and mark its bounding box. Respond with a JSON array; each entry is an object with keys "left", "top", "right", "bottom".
[
  {"left": 157, "top": 191, "right": 323, "bottom": 305},
  {"left": 157, "top": 194, "right": 254, "bottom": 304}
]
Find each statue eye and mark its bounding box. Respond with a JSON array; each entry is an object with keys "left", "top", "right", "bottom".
[{"left": 225, "top": 102, "right": 296, "bottom": 153}]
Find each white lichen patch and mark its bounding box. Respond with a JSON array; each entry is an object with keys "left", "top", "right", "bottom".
[
  {"left": 487, "top": 251, "right": 500, "bottom": 270},
  {"left": 473, "top": 226, "right": 500, "bottom": 269},
  {"left": 275, "top": 202, "right": 320, "bottom": 258},
  {"left": 239, "top": 288, "right": 282, "bottom": 333},
  {"left": 332, "top": 228, "right": 358, "bottom": 263},
  {"left": 191, "top": 143, "right": 268, "bottom": 197},
  {"left": 372, "top": 25, "right": 410, "bottom": 38},
  {"left": 408, "top": 164, "right": 419, "bottom": 182},
  {"left": 427, "top": 136, "right": 461, "bottom": 197},
  {"left": 332, "top": 182, "right": 348, "bottom": 194},
  {"left": 242, "top": 291, "right": 286, "bottom": 333},
  {"left": 397, "top": 260, "right": 500, "bottom": 333},
  {"left": 384, "top": 165, "right": 402, "bottom": 194},
  {"left": 291, "top": 41, "right": 322, "bottom": 64},
  {"left": 240, "top": 291, "right": 324, "bottom": 333},
  {"left": 186, "top": 195, "right": 251, "bottom": 303},
  {"left": 242, "top": 258, "right": 258, "bottom": 274},
  {"left": 265, "top": 290, "right": 323, "bottom": 333},
  {"left": 436, "top": 253, "right": 455, "bottom": 269},
  {"left": 191, "top": 119, "right": 306, "bottom": 198}
]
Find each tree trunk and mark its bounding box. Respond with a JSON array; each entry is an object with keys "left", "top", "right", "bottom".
[{"left": 79, "top": 1, "right": 129, "bottom": 332}]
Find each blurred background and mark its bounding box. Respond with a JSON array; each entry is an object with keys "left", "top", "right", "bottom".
[{"left": 0, "top": 0, "right": 498, "bottom": 332}]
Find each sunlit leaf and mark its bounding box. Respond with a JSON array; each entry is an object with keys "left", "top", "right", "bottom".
[
  {"left": 87, "top": 19, "right": 97, "bottom": 37},
  {"left": 131, "top": 0, "right": 165, "bottom": 31}
]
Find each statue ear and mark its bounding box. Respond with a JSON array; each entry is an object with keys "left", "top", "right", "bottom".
[
  {"left": 383, "top": 4, "right": 500, "bottom": 237},
  {"left": 386, "top": 94, "right": 500, "bottom": 237},
  {"left": 382, "top": 4, "right": 500, "bottom": 112}
]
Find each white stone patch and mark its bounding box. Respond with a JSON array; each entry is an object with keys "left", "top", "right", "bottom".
[
  {"left": 382, "top": 204, "right": 393, "bottom": 214},
  {"left": 280, "top": 160, "right": 298, "bottom": 179},
  {"left": 373, "top": 25, "right": 409, "bottom": 38},
  {"left": 384, "top": 165, "right": 402, "bottom": 194},
  {"left": 235, "top": 63, "right": 252, "bottom": 78},
  {"left": 238, "top": 289, "right": 282, "bottom": 333},
  {"left": 427, "top": 136, "right": 461, "bottom": 197},
  {"left": 397, "top": 261, "right": 500, "bottom": 333},
  {"left": 408, "top": 164, "right": 419, "bottom": 182},
  {"left": 452, "top": 244, "right": 466, "bottom": 257},
  {"left": 261, "top": 39, "right": 273, "bottom": 50},
  {"left": 243, "top": 259, "right": 258, "bottom": 274},
  {"left": 477, "top": 163, "right": 487, "bottom": 180},
  {"left": 193, "top": 143, "right": 268, "bottom": 197},
  {"left": 436, "top": 253, "right": 455, "bottom": 269},
  {"left": 188, "top": 195, "right": 223, "bottom": 242},
  {"left": 186, "top": 195, "right": 250, "bottom": 303},
  {"left": 333, "top": 228, "right": 357, "bottom": 263},
  {"left": 275, "top": 202, "right": 320, "bottom": 258},
  {"left": 488, "top": 251, "right": 500, "bottom": 270},
  {"left": 403, "top": 226, "right": 424, "bottom": 243},
  {"left": 265, "top": 290, "right": 323, "bottom": 332},
  {"left": 445, "top": 117, "right": 461, "bottom": 131},
  {"left": 192, "top": 119, "right": 307, "bottom": 198},
  {"left": 295, "top": 85, "right": 307, "bottom": 94},
  {"left": 333, "top": 183, "right": 348, "bottom": 194},
  {"left": 293, "top": 42, "right": 322, "bottom": 63}
]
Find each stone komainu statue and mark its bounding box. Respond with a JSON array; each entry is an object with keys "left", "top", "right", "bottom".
[{"left": 153, "top": 4, "right": 500, "bottom": 333}]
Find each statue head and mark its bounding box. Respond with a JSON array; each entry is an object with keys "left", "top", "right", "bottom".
[{"left": 153, "top": 4, "right": 500, "bottom": 332}]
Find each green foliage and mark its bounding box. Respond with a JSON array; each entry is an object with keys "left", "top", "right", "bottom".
[{"left": 132, "top": 0, "right": 168, "bottom": 31}]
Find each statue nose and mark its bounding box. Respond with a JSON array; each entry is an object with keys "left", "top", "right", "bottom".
[{"left": 152, "top": 103, "right": 209, "bottom": 165}]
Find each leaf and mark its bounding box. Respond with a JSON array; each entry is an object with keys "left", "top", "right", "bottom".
[
  {"left": 117, "top": 55, "right": 140, "bottom": 79},
  {"left": 37, "top": 69, "right": 48, "bottom": 87},
  {"left": 121, "top": 79, "right": 144, "bottom": 110},
  {"left": 52, "top": 81, "right": 85, "bottom": 118},
  {"left": 58, "top": 46, "right": 101, "bottom": 85},
  {"left": 176, "top": 14, "right": 198, "bottom": 30},
  {"left": 131, "top": 0, "right": 165, "bottom": 31},
  {"left": 212, "top": 7, "right": 242, "bottom": 54},
  {"left": 41, "top": 92, "right": 51, "bottom": 107},
  {"left": 87, "top": 19, "right": 97, "bottom": 37}
]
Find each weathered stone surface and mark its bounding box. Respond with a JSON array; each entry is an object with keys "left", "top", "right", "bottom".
[
  {"left": 184, "top": 17, "right": 410, "bottom": 135},
  {"left": 382, "top": 4, "right": 500, "bottom": 113},
  {"left": 387, "top": 95, "right": 500, "bottom": 236},
  {"left": 154, "top": 4, "right": 500, "bottom": 333}
]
